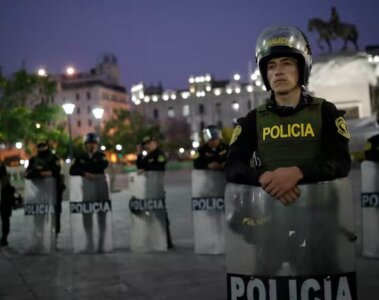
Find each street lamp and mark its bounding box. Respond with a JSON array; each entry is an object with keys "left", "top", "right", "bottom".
[
  {"left": 62, "top": 103, "right": 76, "bottom": 160},
  {"left": 92, "top": 107, "right": 104, "bottom": 136}
]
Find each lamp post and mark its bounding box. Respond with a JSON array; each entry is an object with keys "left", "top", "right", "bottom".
[
  {"left": 62, "top": 103, "right": 76, "bottom": 160},
  {"left": 92, "top": 107, "right": 104, "bottom": 137}
]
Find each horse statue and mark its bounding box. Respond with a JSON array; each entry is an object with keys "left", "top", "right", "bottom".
[
  {"left": 308, "top": 18, "right": 333, "bottom": 52},
  {"left": 308, "top": 7, "right": 359, "bottom": 52}
]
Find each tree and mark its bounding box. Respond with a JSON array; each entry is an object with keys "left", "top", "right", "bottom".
[
  {"left": 0, "top": 69, "right": 68, "bottom": 157},
  {"left": 161, "top": 117, "right": 191, "bottom": 159},
  {"left": 101, "top": 109, "right": 161, "bottom": 154}
]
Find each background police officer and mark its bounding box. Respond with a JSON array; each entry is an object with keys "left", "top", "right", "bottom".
[
  {"left": 25, "top": 140, "right": 63, "bottom": 236},
  {"left": 70, "top": 132, "right": 109, "bottom": 252},
  {"left": 0, "top": 162, "right": 16, "bottom": 247},
  {"left": 136, "top": 136, "right": 166, "bottom": 172},
  {"left": 70, "top": 133, "right": 109, "bottom": 178},
  {"left": 136, "top": 136, "right": 173, "bottom": 248},
  {"left": 364, "top": 120, "right": 379, "bottom": 162},
  {"left": 193, "top": 125, "right": 228, "bottom": 170},
  {"left": 225, "top": 25, "right": 351, "bottom": 206}
]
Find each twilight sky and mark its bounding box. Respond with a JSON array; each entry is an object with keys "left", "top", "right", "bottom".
[{"left": 0, "top": 0, "right": 378, "bottom": 91}]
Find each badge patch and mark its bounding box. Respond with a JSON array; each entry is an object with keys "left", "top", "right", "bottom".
[
  {"left": 335, "top": 117, "right": 350, "bottom": 139},
  {"left": 230, "top": 125, "right": 242, "bottom": 145}
]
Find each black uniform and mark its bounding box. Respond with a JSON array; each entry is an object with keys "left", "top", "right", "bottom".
[
  {"left": 136, "top": 147, "right": 173, "bottom": 248},
  {"left": 364, "top": 134, "right": 379, "bottom": 162},
  {"left": 1, "top": 164, "right": 15, "bottom": 246},
  {"left": 70, "top": 150, "right": 109, "bottom": 252},
  {"left": 193, "top": 143, "right": 228, "bottom": 170},
  {"left": 136, "top": 148, "right": 166, "bottom": 171},
  {"left": 70, "top": 151, "right": 108, "bottom": 176},
  {"left": 25, "top": 149, "right": 63, "bottom": 233},
  {"left": 225, "top": 94, "right": 351, "bottom": 185}
]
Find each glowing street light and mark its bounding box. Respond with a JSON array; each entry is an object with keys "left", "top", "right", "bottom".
[
  {"left": 92, "top": 107, "right": 104, "bottom": 137},
  {"left": 37, "top": 68, "right": 47, "bottom": 77},
  {"left": 66, "top": 66, "right": 75, "bottom": 76},
  {"left": 15, "top": 142, "right": 23, "bottom": 149}
]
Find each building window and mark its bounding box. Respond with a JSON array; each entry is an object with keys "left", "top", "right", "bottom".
[
  {"left": 183, "top": 105, "right": 190, "bottom": 117},
  {"left": 76, "top": 107, "right": 81, "bottom": 115},
  {"left": 76, "top": 93, "right": 80, "bottom": 100},
  {"left": 199, "top": 104, "right": 205, "bottom": 115},
  {"left": 87, "top": 92, "right": 91, "bottom": 100},
  {"left": 168, "top": 107, "right": 175, "bottom": 118},
  {"left": 217, "top": 120, "right": 223, "bottom": 128},
  {"left": 88, "top": 119, "right": 92, "bottom": 126},
  {"left": 77, "top": 120, "right": 81, "bottom": 127},
  {"left": 88, "top": 106, "right": 92, "bottom": 113},
  {"left": 153, "top": 108, "right": 159, "bottom": 119}
]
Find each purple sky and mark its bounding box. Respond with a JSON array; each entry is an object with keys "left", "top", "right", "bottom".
[{"left": 1, "top": 0, "right": 378, "bottom": 91}]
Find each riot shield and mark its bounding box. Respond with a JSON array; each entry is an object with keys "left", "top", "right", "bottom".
[
  {"left": 69, "top": 175, "right": 113, "bottom": 253},
  {"left": 128, "top": 171, "right": 167, "bottom": 252},
  {"left": 23, "top": 177, "right": 57, "bottom": 254},
  {"left": 225, "top": 178, "right": 356, "bottom": 300},
  {"left": 361, "top": 161, "right": 379, "bottom": 257},
  {"left": 191, "top": 170, "right": 226, "bottom": 254}
]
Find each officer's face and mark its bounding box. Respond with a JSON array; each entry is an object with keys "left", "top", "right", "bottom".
[
  {"left": 267, "top": 57, "right": 299, "bottom": 95},
  {"left": 144, "top": 140, "right": 158, "bottom": 153},
  {"left": 85, "top": 142, "right": 98, "bottom": 153},
  {"left": 37, "top": 144, "right": 49, "bottom": 153},
  {"left": 207, "top": 138, "right": 220, "bottom": 149}
]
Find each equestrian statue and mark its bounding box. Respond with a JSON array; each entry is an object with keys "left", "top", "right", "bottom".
[{"left": 308, "top": 6, "right": 359, "bottom": 52}]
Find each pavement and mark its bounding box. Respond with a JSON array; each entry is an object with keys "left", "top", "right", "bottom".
[{"left": 1, "top": 166, "right": 379, "bottom": 300}]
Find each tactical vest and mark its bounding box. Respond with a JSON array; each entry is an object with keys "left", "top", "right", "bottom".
[{"left": 256, "top": 98, "right": 323, "bottom": 171}]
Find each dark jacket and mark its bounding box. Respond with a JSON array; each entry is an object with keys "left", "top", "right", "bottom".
[
  {"left": 193, "top": 142, "right": 228, "bottom": 170},
  {"left": 25, "top": 150, "right": 61, "bottom": 180},
  {"left": 69, "top": 151, "right": 108, "bottom": 176},
  {"left": 225, "top": 94, "right": 351, "bottom": 185},
  {"left": 136, "top": 148, "right": 167, "bottom": 171},
  {"left": 364, "top": 134, "right": 379, "bottom": 162}
]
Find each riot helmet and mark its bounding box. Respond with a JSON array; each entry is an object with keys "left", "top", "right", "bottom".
[
  {"left": 255, "top": 25, "right": 312, "bottom": 91},
  {"left": 83, "top": 132, "right": 99, "bottom": 144},
  {"left": 203, "top": 125, "right": 222, "bottom": 143}
]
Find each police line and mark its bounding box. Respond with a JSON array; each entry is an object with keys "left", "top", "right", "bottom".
[
  {"left": 228, "top": 273, "right": 356, "bottom": 300},
  {"left": 361, "top": 193, "right": 379, "bottom": 207},
  {"left": 191, "top": 197, "right": 224, "bottom": 211}
]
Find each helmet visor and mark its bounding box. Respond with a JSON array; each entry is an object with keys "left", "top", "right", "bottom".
[{"left": 255, "top": 26, "right": 311, "bottom": 63}]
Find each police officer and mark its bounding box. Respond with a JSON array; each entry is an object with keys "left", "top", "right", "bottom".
[
  {"left": 136, "top": 136, "right": 173, "bottom": 248},
  {"left": 69, "top": 132, "right": 109, "bottom": 251},
  {"left": 364, "top": 121, "right": 379, "bottom": 162},
  {"left": 136, "top": 136, "right": 167, "bottom": 172},
  {"left": 193, "top": 125, "right": 228, "bottom": 170},
  {"left": 25, "top": 140, "right": 62, "bottom": 236},
  {"left": 70, "top": 133, "right": 109, "bottom": 178},
  {"left": 225, "top": 25, "right": 351, "bottom": 276},
  {"left": 225, "top": 25, "right": 351, "bottom": 205},
  {"left": 0, "top": 162, "right": 15, "bottom": 247}
]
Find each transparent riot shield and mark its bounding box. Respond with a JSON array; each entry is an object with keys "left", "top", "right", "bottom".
[
  {"left": 225, "top": 178, "right": 357, "bottom": 300},
  {"left": 191, "top": 170, "right": 226, "bottom": 254},
  {"left": 128, "top": 171, "right": 167, "bottom": 252},
  {"left": 69, "top": 175, "right": 113, "bottom": 253},
  {"left": 361, "top": 161, "right": 379, "bottom": 257},
  {"left": 23, "top": 177, "right": 56, "bottom": 254}
]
